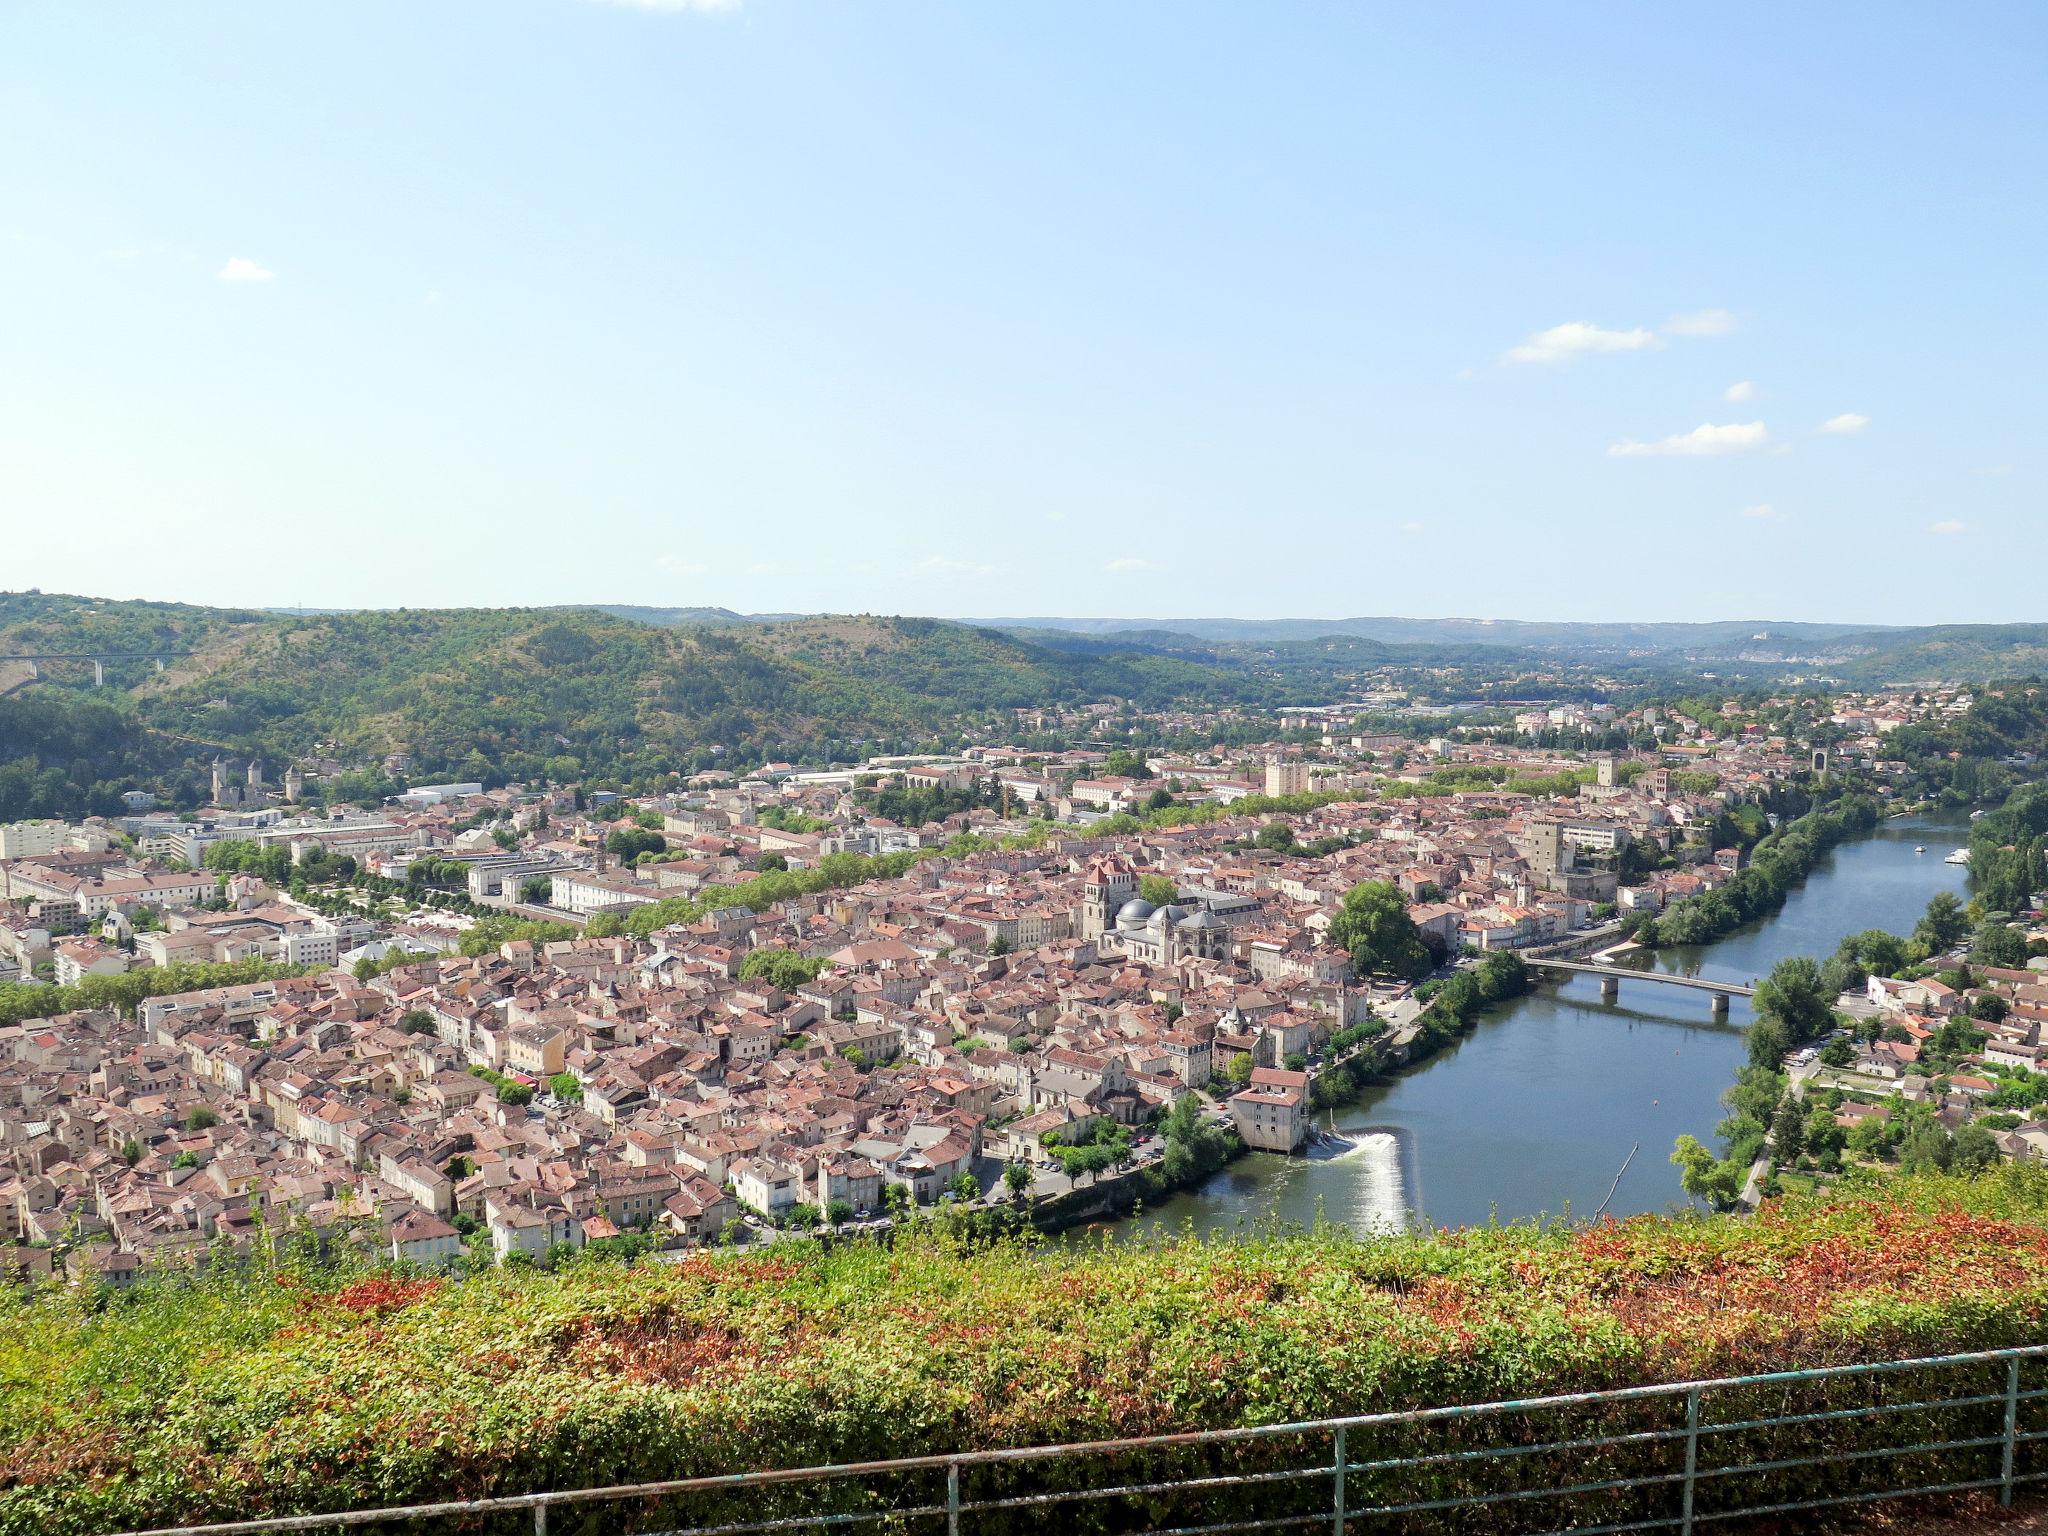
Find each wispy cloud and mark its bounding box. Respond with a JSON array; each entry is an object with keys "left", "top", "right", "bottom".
[
  {"left": 1103, "top": 557, "right": 1157, "bottom": 574},
  {"left": 1503, "top": 321, "right": 1659, "bottom": 365},
  {"left": 1398, "top": 520, "right": 1425, "bottom": 535},
  {"left": 1608, "top": 421, "right": 1769, "bottom": 458},
  {"left": 1665, "top": 308, "right": 1737, "bottom": 336},
  {"left": 1930, "top": 519, "right": 1967, "bottom": 536},
  {"left": 655, "top": 554, "right": 708, "bottom": 576},
  {"left": 1725, "top": 380, "right": 1755, "bottom": 403},
  {"left": 217, "top": 257, "right": 274, "bottom": 283},
  {"left": 1820, "top": 412, "right": 1870, "bottom": 435},
  {"left": 914, "top": 557, "right": 995, "bottom": 580},
  {"left": 1740, "top": 503, "right": 1778, "bottom": 519}
]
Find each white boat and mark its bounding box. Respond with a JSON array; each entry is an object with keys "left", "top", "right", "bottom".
[
  {"left": 1914, "top": 845, "right": 1926, "bottom": 854},
  {"left": 1946, "top": 848, "right": 1971, "bottom": 865}
]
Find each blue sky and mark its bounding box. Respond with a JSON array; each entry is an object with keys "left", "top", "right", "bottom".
[{"left": 2, "top": 2, "right": 2042, "bottom": 623}]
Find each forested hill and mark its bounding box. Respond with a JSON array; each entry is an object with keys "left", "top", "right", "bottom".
[{"left": 0, "top": 595, "right": 1292, "bottom": 809}]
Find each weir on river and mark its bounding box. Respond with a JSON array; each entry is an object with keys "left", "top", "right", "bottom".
[{"left": 1108, "top": 810, "right": 1975, "bottom": 1240}]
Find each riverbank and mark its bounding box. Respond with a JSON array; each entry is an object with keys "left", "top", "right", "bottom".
[{"left": 1117, "top": 810, "right": 1978, "bottom": 1237}]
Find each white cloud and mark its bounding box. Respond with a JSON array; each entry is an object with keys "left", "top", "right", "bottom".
[
  {"left": 1608, "top": 421, "right": 1769, "bottom": 458},
  {"left": 1821, "top": 412, "right": 1870, "bottom": 435},
  {"left": 1503, "top": 321, "right": 1659, "bottom": 365},
  {"left": 1724, "top": 380, "right": 1755, "bottom": 403},
  {"left": 914, "top": 557, "right": 994, "bottom": 580},
  {"left": 1398, "top": 520, "right": 1425, "bottom": 535},
  {"left": 1102, "top": 557, "right": 1157, "bottom": 575},
  {"left": 1664, "top": 309, "right": 1737, "bottom": 337},
  {"left": 1740, "top": 503, "right": 1777, "bottom": 519},
  {"left": 1930, "top": 519, "right": 1967, "bottom": 536},
  {"left": 217, "top": 257, "right": 274, "bottom": 283},
  {"left": 655, "top": 554, "right": 707, "bottom": 576}
]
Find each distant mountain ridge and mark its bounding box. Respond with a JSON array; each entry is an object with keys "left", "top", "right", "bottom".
[{"left": 972, "top": 616, "right": 1899, "bottom": 652}]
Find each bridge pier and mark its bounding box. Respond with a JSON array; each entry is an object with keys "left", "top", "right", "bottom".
[
  {"left": 1600, "top": 975, "right": 1619, "bottom": 1003},
  {"left": 25, "top": 660, "right": 37, "bottom": 680},
  {"left": 92, "top": 659, "right": 104, "bottom": 686},
  {"left": 154, "top": 657, "right": 164, "bottom": 674},
  {"left": 1711, "top": 992, "right": 1729, "bottom": 1020}
]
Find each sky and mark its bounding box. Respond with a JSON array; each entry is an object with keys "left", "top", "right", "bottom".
[{"left": 2, "top": 1, "right": 2043, "bottom": 625}]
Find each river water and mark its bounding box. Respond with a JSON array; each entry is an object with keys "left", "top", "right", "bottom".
[{"left": 1118, "top": 810, "right": 1975, "bottom": 1238}]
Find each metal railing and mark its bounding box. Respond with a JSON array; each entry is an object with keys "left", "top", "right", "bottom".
[{"left": 112, "top": 1344, "right": 2048, "bottom": 1536}]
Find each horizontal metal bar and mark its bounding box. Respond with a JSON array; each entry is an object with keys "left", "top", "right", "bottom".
[
  {"left": 1693, "top": 1432, "right": 2004, "bottom": 1483},
  {"left": 1527, "top": 1515, "right": 1685, "bottom": 1536},
  {"left": 1697, "top": 1390, "right": 2007, "bottom": 1438},
  {"left": 962, "top": 1460, "right": 1332, "bottom": 1513},
  {"left": 643, "top": 1507, "right": 947, "bottom": 1536},
  {"left": 1346, "top": 1423, "right": 1689, "bottom": 1477},
  {"left": 1118, "top": 1514, "right": 1334, "bottom": 1536},
  {"left": 1355, "top": 1468, "right": 1688, "bottom": 1519},
  {"left": 576, "top": 1499, "right": 950, "bottom": 1536}
]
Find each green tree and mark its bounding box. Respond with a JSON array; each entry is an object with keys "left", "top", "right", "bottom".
[
  {"left": 1328, "top": 880, "right": 1433, "bottom": 982},
  {"left": 1913, "top": 891, "right": 1970, "bottom": 956},
  {"left": 1769, "top": 1095, "right": 1806, "bottom": 1163},
  {"left": 1254, "top": 820, "right": 1298, "bottom": 854},
  {"left": 1952, "top": 1122, "right": 2001, "bottom": 1173},
  {"left": 1752, "top": 956, "right": 1833, "bottom": 1050},
  {"left": 1671, "top": 1135, "right": 1743, "bottom": 1209},
  {"left": 1003, "top": 1160, "right": 1033, "bottom": 1200},
  {"left": 1137, "top": 874, "right": 1179, "bottom": 906},
  {"left": 185, "top": 1106, "right": 219, "bottom": 1131},
  {"left": 1972, "top": 922, "right": 2030, "bottom": 971}
]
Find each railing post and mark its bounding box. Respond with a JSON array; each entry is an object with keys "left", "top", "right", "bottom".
[
  {"left": 1332, "top": 1424, "right": 1347, "bottom": 1536},
  {"left": 533, "top": 1497, "right": 548, "bottom": 1536},
  {"left": 947, "top": 1460, "right": 961, "bottom": 1536},
  {"left": 2005, "top": 1354, "right": 2021, "bottom": 1508},
  {"left": 1681, "top": 1388, "right": 1700, "bottom": 1536}
]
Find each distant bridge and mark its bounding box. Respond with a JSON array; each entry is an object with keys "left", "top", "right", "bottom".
[
  {"left": 1525, "top": 957, "right": 1755, "bottom": 1017},
  {"left": 0, "top": 651, "right": 192, "bottom": 685}
]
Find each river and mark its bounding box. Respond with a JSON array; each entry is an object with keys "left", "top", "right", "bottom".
[{"left": 1114, "top": 809, "right": 1975, "bottom": 1238}]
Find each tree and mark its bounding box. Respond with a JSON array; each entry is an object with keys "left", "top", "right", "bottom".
[
  {"left": 1328, "top": 880, "right": 1433, "bottom": 982},
  {"left": 1952, "top": 1122, "right": 2001, "bottom": 1174},
  {"left": 1819, "top": 1035, "right": 1855, "bottom": 1067},
  {"left": 738, "top": 947, "right": 826, "bottom": 993},
  {"left": 785, "top": 1202, "right": 821, "bottom": 1230},
  {"left": 1671, "top": 1135, "right": 1743, "bottom": 1209},
  {"left": 946, "top": 1170, "right": 979, "bottom": 1203},
  {"left": 398, "top": 1009, "right": 436, "bottom": 1034},
  {"left": 120, "top": 1138, "right": 143, "bottom": 1166},
  {"left": 1913, "top": 891, "right": 1969, "bottom": 956},
  {"left": 1138, "top": 874, "right": 1179, "bottom": 907},
  {"left": 1769, "top": 1096, "right": 1806, "bottom": 1163},
  {"left": 1003, "top": 1160, "right": 1033, "bottom": 1200},
  {"left": 186, "top": 1105, "right": 219, "bottom": 1131},
  {"left": 547, "top": 1072, "right": 583, "bottom": 1101},
  {"left": 1254, "top": 820, "right": 1298, "bottom": 854},
  {"left": 1972, "top": 922, "right": 2030, "bottom": 971},
  {"left": 757, "top": 852, "right": 788, "bottom": 872},
  {"left": 1752, "top": 956, "right": 1833, "bottom": 1050}
]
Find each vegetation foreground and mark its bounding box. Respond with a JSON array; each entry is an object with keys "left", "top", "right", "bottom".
[{"left": 8, "top": 1171, "right": 2048, "bottom": 1533}]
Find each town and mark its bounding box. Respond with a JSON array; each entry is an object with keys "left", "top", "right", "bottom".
[{"left": 4, "top": 682, "right": 2031, "bottom": 1287}]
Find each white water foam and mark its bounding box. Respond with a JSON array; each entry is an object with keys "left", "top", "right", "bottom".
[{"left": 1349, "top": 1130, "right": 1408, "bottom": 1233}]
